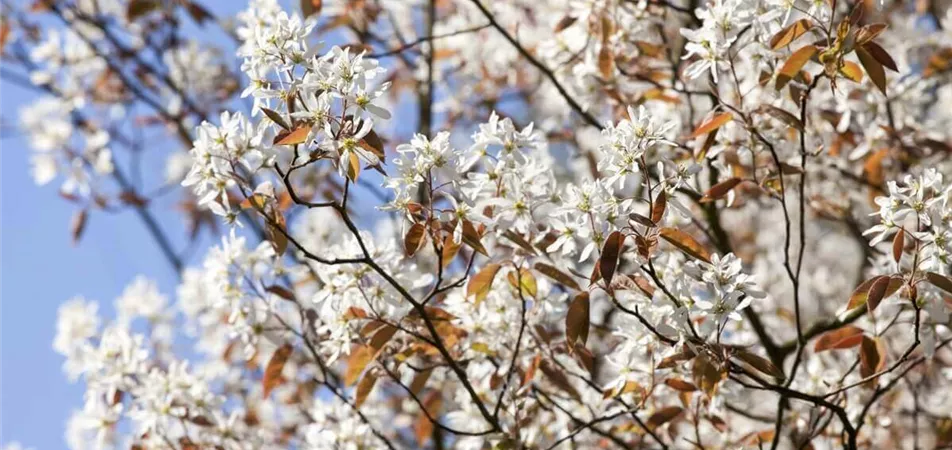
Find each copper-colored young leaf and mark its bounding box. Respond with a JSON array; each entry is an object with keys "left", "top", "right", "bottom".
[
  {"left": 924, "top": 48, "right": 952, "bottom": 78},
  {"left": 267, "top": 211, "right": 288, "bottom": 256},
  {"left": 127, "top": 0, "right": 160, "bottom": 21},
  {"left": 554, "top": 15, "right": 578, "bottom": 33},
  {"left": 859, "top": 336, "right": 886, "bottom": 379},
  {"left": 598, "top": 44, "right": 614, "bottom": 79},
  {"left": 354, "top": 372, "right": 377, "bottom": 408},
  {"left": 892, "top": 228, "right": 905, "bottom": 263},
  {"left": 467, "top": 263, "right": 501, "bottom": 304},
  {"left": 701, "top": 177, "right": 743, "bottom": 203},
  {"left": 70, "top": 209, "right": 88, "bottom": 246},
  {"left": 847, "top": 276, "right": 880, "bottom": 310},
  {"left": 629, "top": 213, "right": 656, "bottom": 228},
  {"left": 856, "top": 46, "right": 887, "bottom": 95},
  {"left": 925, "top": 272, "right": 952, "bottom": 296},
  {"left": 778, "top": 163, "right": 804, "bottom": 175},
  {"left": 599, "top": 231, "right": 625, "bottom": 285},
  {"left": 846, "top": 275, "right": 902, "bottom": 310},
  {"left": 119, "top": 190, "right": 149, "bottom": 207},
  {"left": 266, "top": 285, "right": 296, "bottom": 301},
  {"left": 743, "top": 430, "right": 778, "bottom": 446},
  {"left": 776, "top": 45, "right": 818, "bottom": 90},
  {"left": 635, "top": 41, "right": 665, "bottom": 58},
  {"left": 862, "top": 41, "right": 898, "bottom": 72},
  {"left": 814, "top": 325, "right": 865, "bottom": 352},
  {"left": 409, "top": 368, "right": 433, "bottom": 396},
  {"left": 189, "top": 415, "right": 213, "bottom": 427},
  {"left": 539, "top": 360, "right": 582, "bottom": 401},
  {"left": 634, "top": 234, "right": 658, "bottom": 260},
  {"left": 689, "top": 112, "right": 733, "bottom": 139},
  {"left": 345, "top": 151, "right": 361, "bottom": 181},
  {"left": 404, "top": 223, "right": 427, "bottom": 257},
  {"left": 502, "top": 230, "right": 538, "bottom": 255},
  {"left": 263, "top": 343, "right": 292, "bottom": 397},
  {"left": 0, "top": 20, "right": 10, "bottom": 54},
  {"left": 865, "top": 275, "right": 893, "bottom": 314},
  {"left": 651, "top": 191, "right": 667, "bottom": 224},
  {"left": 733, "top": 350, "right": 784, "bottom": 381},
  {"left": 566, "top": 292, "right": 591, "bottom": 348},
  {"left": 300, "top": 0, "right": 322, "bottom": 18},
  {"left": 359, "top": 320, "right": 387, "bottom": 339},
  {"left": 693, "top": 354, "right": 726, "bottom": 399},
  {"left": 358, "top": 128, "right": 386, "bottom": 160},
  {"left": 708, "top": 414, "right": 728, "bottom": 432},
  {"left": 603, "top": 380, "right": 645, "bottom": 400},
  {"left": 460, "top": 220, "right": 488, "bottom": 256},
  {"left": 839, "top": 60, "right": 864, "bottom": 83},
  {"left": 183, "top": 1, "right": 213, "bottom": 25},
  {"left": 627, "top": 274, "right": 657, "bottom": 298},
  {"left": 695, "top": 129, "right": 719, "bottom": 160},
  {"left": 769, "top": 18, "right": 814, "bottom": 50},
  {"left": 572, "top": 343, "right": 595, "bottom": 373},
  {"left": 344, "top": 344, "right": 375, "bottom": 386},
  {"left": 534, "top": 262, "right": 581, "bottom": 291},
  {"left": 659, "top": 227, "right": 712, "bottom": 263},
  {"left": 759, "top": 104, "right": 804, "bottom": 131},
  {"left": 414, "top": 392, "right": 443, "bottom": 447},
  {"left": 657, "top": 347, "right": 697, "bottom": 369},
  {"left": 664, "top": 378, "right": 698, "bottom": 392},
  {"left": 522, "top": 354, "right": 542, "bottom": 387},
  {"left": 441, "top": 235, "right": 461, "bottom": 268},
  {"left": 275, "top": 125, "right": 311, "bottom": 146},
  {"left": 368, "top": 324, "right": 397, "bottom": 353},
  {"left": 239, "top": 193, "right": 269, "bottom": 210},
  {"left": 855, "top": 23, "right": 887, "bottom": 45},
  {"left": 343, "top": 306, "right": 369, "bottom": 320},
  {"left": 261, "top": 107, "right": 290, "bottom": 130},
  {"left": 507, "top": 268, "right": 538, "bottom": 298},
  {"left": 848, "top": 1, "right": 864, "bottom": 25},
  {"left": 647, "top": 406, "right": 684, "bottom": 429}
]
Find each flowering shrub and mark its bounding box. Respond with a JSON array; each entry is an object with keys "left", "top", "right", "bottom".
[{"left": 5, "top": 0, "right": 952, "bottom": 448}]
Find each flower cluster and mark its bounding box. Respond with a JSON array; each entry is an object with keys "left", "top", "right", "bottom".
[
  {"left": 182, "top": 112, "right": 273, "bottom": 223},
  {"left": 865, "top": 169, "right": 949, "bottom": 246},
  {"left": 598, "top": 105, "right": 678, "bottom": 185}
]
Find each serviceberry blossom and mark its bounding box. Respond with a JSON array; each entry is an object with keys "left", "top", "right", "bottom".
[
  {"left": 7, "top": 0, "right": 952, "bottom": 448},
  {"left": 598, "top": 105, "right": 678, "bottom": 186}
]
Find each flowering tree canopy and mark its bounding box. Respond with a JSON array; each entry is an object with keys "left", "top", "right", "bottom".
[{"left": 5, "top": 0, "right": 952, "bottom": 448}]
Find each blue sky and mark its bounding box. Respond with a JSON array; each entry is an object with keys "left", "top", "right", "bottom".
[
  {"left": 1, "top": 81, "right": 186, "bottom": 448},
  {"left": 1, "top": 56, "right": 196, "bottom": 450},
  {"left": 0, "top": 2, "right": 246, "bottom": 447},
  {"left": 0, "top": 2, "right": 432, "bottom": 447}
]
